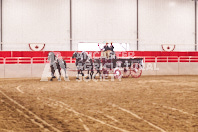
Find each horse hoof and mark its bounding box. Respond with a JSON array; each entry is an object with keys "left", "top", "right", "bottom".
[
  {"left": 52, "top": 76, "right": 56, "bottom": 78},
  {"left": 86, "top": 77, "right": 89, "bottom": 79},
  {"left": 50, "top": 79, "right": 53, "bottom": 81},
  {"left": 76, "top": 78, "right": 79, "bottom": 80}
]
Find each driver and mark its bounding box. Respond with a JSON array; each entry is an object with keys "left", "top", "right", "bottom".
[{"left": 103, "top": 43, "right": 110, "bottom": 59}]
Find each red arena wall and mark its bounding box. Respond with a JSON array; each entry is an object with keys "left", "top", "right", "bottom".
[
  {"left": 1, "top": 51, "right": 198, "bottom": 58},
  {"left": 0, "top": 51, "right": 198, "bottom": 64}
]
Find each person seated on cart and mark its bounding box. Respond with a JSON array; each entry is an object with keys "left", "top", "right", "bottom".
[
  {"left": 109, "top": 42, "right": 116, "bottom": 59},
  {"left": 103, "top": 43, "right": 111, "bottom": 59},
  {"left": 109, "top": 42, "right": 114, "bottom": 52},
  {"left": 100, "top": 43, "right": 110, "bottom": 66}
]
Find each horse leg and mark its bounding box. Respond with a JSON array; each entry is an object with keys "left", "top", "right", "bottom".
[
  {"left": 81, "top": 70, "right": 84, "bottom": 76},
  {"left": 93, "top": 69, "right": 99, "bottom": 79},
  {"left": 64, "top": 68, "right": 67, "bottom": 79},
  {"left": 55, "top": 63, "right": 61, "bottom": 81},
  {"left": 90, "top": 69, "right": 94, "bottom": 79},
  {"left": 58, "top": 67, "right": 61, "bottom": 81},
  {"left": 76, "top": 70, "right": 80, "bottom": 79},
  {"left": 63, "top": 61, "right": 67, "bottom": 79},
  {"left": 50, "top": 70, "right": 55, "bottom": 81},
  {"left": 86, "top": 70, "right": 90, "bottom": 79},
  {"left": 50, "top": 65, "right": 55, "bottom": 81},
  {"left": 98, "top": 70, "right": 102, "bottom": 79},
  {"left": 93, "top": 71, "right": 97, "bottom": 79}
]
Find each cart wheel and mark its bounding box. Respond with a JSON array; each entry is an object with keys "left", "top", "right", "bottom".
[
  {"left": 122, "top": 68, "right": 130, "bottom": 78},
  {"left": 130, "top": 63, "right": 142, "bottom": 78},
  {"left": 114, "top": 68, "right": 122, "bottom": 79}
]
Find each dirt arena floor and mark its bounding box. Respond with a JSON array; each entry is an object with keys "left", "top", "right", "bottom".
[{"left": 0, "top": 76, "right": 198, "bottom": 132}]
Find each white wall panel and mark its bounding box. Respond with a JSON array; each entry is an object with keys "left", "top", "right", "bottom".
[
  {"left": 4, "top": 64, "right": 31, "bottom": 78},
  {"left": 139, "top": 0, "right": 195, "bottom": 51},
  {"left": 72, "top": 0, "right": 137, "bottom": 51},
  {"left": 3, "top": 0, "right": 70, "bottom": 51},
  {"left": 0, "top": 64, "right": 4, "bottom": 78},
  {"left": 197, "top": 1, "right": 198, "bottom": 51}
]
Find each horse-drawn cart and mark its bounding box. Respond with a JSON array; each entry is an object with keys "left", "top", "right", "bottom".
[
  {"left": 72, "top": 51, "right": 144, "bottom": 79},
  {"left": 99, "top": 57, "right": 144, "bottom": 79}
]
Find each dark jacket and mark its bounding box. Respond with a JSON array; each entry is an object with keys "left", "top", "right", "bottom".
[
  {"left": 110, "top": 45, "right": 114, "bottom": 51},
  {"left": 103, "top": 45, "right": 110, "bottom": 51}
]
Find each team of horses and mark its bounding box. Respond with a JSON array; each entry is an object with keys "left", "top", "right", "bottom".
[{"left": 48, "top": 51, "right": 103, "bottom": 81}]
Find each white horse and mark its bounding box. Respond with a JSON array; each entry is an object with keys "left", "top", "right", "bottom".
[{"left": 48, "top": 52, "right": 67, "bottom": 81}]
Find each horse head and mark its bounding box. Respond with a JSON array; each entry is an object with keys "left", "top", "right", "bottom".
[
  {"left": 72, "top": 51, "right": 78, "bottom": 59},
  {"left": 81, "top": 51, "right": 89, "bottom": 61},
  {"left": 48, "top": 52, "right": 56, "bottom": 61}
]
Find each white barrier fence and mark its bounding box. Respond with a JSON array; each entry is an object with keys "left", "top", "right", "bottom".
[{"left": 1, "top": 56, "right": 198, "bottom": 64}]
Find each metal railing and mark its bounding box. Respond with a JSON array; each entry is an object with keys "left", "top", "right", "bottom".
[
  {"left": 142, "top": 56, "right": 198, "bottom": 63},
  {"left": 0, "top": 56, "right": 198, "bottom": 64},
  {"left": 0, "top": 57, "right": 75, "bottom": 64}
]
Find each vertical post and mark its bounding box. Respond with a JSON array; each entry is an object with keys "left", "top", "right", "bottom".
[
  {"left": 31, "top": 58, "right": 33, "bottom": 78},
  {"left": 137, "top": 0, "right": 139, "bottom": 51},
  {"left": 0, "top": 0, "right": 2, "bottom": 51},
  {"left": 195, "top": 0, "right": 197, "bottom": 51},
  {"left": 70, "top": 0, "right": 72, "bottom": 51},
  {"left": 3, "top": 58, "right": 5, "bottom": 78}
]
